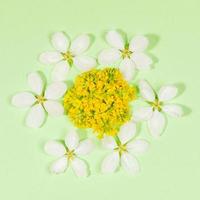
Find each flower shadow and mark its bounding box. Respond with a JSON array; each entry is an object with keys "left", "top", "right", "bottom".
[
  {"left": 87, "top": 33, "right": 95, "bottom": 47},
  {"left": 65, "top": 80, "right": 74, "bottom": 89},
  {"left": 145, "top": 34, "right": 160, "bottom": 50},
  {"left": 172, "top": 82, "right": 192, "bottom": 116},
  {"left": 145, "top": 33, "right": 160, "bottom": 68},
  {"left": 174, "top": 82, "right": 186, "bottom": 97},
  {"left": 179, "top": 104, "right": 192, "bottom": 116}
]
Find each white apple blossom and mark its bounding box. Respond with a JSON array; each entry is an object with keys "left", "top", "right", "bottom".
[
  {"left": 39, "top": 31, "right": 96, "bottom": 81},
  {"left": 134, "top": 80, "right": 184, "bottom": 138},
  {"left": 98, "top": 30, "right": 152, "bottom": 81},
  {"left": 44, "top": 130, "right": 94, "bottom": 177},
  {"left": 101, "top": 121, "right": 149, "bottom": 174},
  {"left": 12, "top": 72, "right": 67, "bottom": 128}
]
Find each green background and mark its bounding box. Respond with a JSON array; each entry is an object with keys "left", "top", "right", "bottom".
[{"left": 0, "top": 0, "right": 200, "bottom": 199}]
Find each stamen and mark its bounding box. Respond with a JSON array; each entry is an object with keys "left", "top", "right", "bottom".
[
  {"left": 151, "top": 99, "right": 162, "bottom": 111},
  {"left": 115, "top": 144, "right": 127, "bottom": 156},
  {"left": 36, "top": 95, "right": 46, "bottom": 104},
  {"left": 66, "top": 150, "right": 75, "bottom": 160},
  {"left": 120, "top": 47, "right": 133, "bottom": 59},
  {"left": 62, "top": 51, "right": 74, "bottom": 65}
]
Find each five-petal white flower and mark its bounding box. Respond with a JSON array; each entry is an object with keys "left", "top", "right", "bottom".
[
  {"left": 134, "top": 80, "right": 184, "bottom": 138},
  {"left": 101, "top": 121, "right": 149, "bottom": 174},
  {"left": 11, "top": 72, "right": 67, "bottom": 128},
  {"left": 44, "top": 130, "right": 94, "bottom": 177},
  {"left": 98, "top": 30, "right": 152, "bottom": 81},
  {"left": 39, "top": 32, "right": 96, "bottom": 81}
]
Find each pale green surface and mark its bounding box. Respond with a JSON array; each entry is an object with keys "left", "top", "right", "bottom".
[{"left": 0, "top": 0, "right": 200, "bottom": 199}]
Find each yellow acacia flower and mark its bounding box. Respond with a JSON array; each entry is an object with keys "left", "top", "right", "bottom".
[{"left": 64, "top": 67, "right": 137, "bottom": 138}]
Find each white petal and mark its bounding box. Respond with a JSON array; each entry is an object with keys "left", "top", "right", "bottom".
[
  {"left": 119, "top": 58, "right": 136, "bottom": 81},
  {"left": 12, "top": 92, "right": 36, "bottom": 107},
  {"left": 133, "top": 107, "right": 153, "bottom": 122},
  {"left": 121, "top": 152, "right": 140, "bottom": 174},
  {"left": 39, "top": 51, "right": 62, "bottom": 64},
  {"left": 162, "top": 104, "right": 183, "bottom": 118},
  {"left": 126, "top": 139, "right": 149, "bottom": 154},
  {"left": 43, "top": 100, "right": 64, "bottom": 116},
  {"left": 51, "top": 61, "right": 70, "bottom": 82},
  {"left": 98, "top": 48, "right": 121, "bottom": 65},
  {"left": 118, "top": 121, "right": 136, "bottom": 144},
  {"left": 70, "top": 34, "right": 90, "bottom": 55},
  {"left": 129, "top": 35, "right": 149, "bottom": 52},
  {"left": 74, "top": 56, "right": 96, "bottom": 71},
  {"left": 44, "top": 140, "right": 66, "bottom": 157},
  {"left": 44, "top": 82, "right": 67, "bottom": 100},
  {"left": 71, "top": 158, "right": 89, "bottom": 177},
  {"left": 51, "top": 32, "right": 70, "bottom": 53},
  {"left": 131, "top": 53, "right": 152, "bottom": 70},
  {"left": 75, "top": 139, "right": 94, "bottom": 156},
  {"left": 148, "top": 110, "right": 166, "bottom": 138},
  {"left": 105, "top": 30, "right": 124, "bottom": 50},
  {"left": 50, "top": 156, "right": 68, "bottom": 174},
  {"left": 139, "top": 80, "right": 155, "bottom": 101},
  {"left": 102, "top": 136, "right": 117, "bottom": 150},
  {"left": 27, "top": 72, "right": 44, "bottom": 95},
  {"left": 25, "top": 104, "right": 46, "bottom": 128},
  {"left": 101, "top": 152, "right": 120, "bottom": 173},
  {"left": 158, "top": 85, "right": 178, "bottom": 101},
  {"left": 65, "top": 130, "right": 79, "bottom": 150}
]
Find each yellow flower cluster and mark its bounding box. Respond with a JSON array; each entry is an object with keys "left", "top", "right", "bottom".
[{"left": 64, "top": 68, "right": 137, "bottom": 138}]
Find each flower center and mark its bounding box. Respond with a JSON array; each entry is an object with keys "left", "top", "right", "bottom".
[
  {"left": 36, "top": 95, "right": 46, "bottom": 104},
  {"left": 115, "top": 144, "right": 127, "bottom": 155},
  {"left": 62, "top": 51, "right": 74, "bottom": 65},
  {"left": 120, "top": 47, "right": 133, "bottom": 59},
  {"left": 66, "top": 150, "right": 75, "bottom": 161},
  {"left": 64, "top": 68, "right": 137, "bottom": 138},
  {"left": 150, "top": 99, "right": 162, "bottom": 111}
]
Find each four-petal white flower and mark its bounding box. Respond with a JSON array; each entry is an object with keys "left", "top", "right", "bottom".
[
  {"left": 44, "top": 130, "right": 94, "bottom": 177},
  {"left": 12, "top": 72, "right": 67, "bottom": 128},
  {"left": 101, "top": 121, "right": 149, "bottom": 174},
  {"left": 39, "top": 32, "right": 96, "bottom": 81},
  {"left": 98, "top": 30, "right": 152, "bottom": 81},
  {"left": 134, "top": 80, "right": 184, "bottom": 138}
]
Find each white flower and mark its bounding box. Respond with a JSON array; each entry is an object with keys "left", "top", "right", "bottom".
[
  {"left": 44, "top": 130, "right": 94, "bottom": 177},
  {"left": 134, "top": 80, "right": 184, "bottom": 138},
  {"left": 11, "top": 72, "right": 67, "bottom": 128},
  {"left": 98, "top": 30, "right": 152, "bottom": 81},
  {"left": 101, "top": 121, "right": 149, "bottom": 174},
  {"left": 39, "top": 32, "right": 96, "bottom": 81}
]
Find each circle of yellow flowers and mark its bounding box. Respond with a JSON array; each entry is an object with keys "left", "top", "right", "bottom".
[{"left": 64, "top": 67, "right": 137, "bottom": 138}]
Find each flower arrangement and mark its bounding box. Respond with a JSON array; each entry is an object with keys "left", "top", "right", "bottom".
[{"left": 11, "top": 30, "right": 185, "bottom": 177}]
